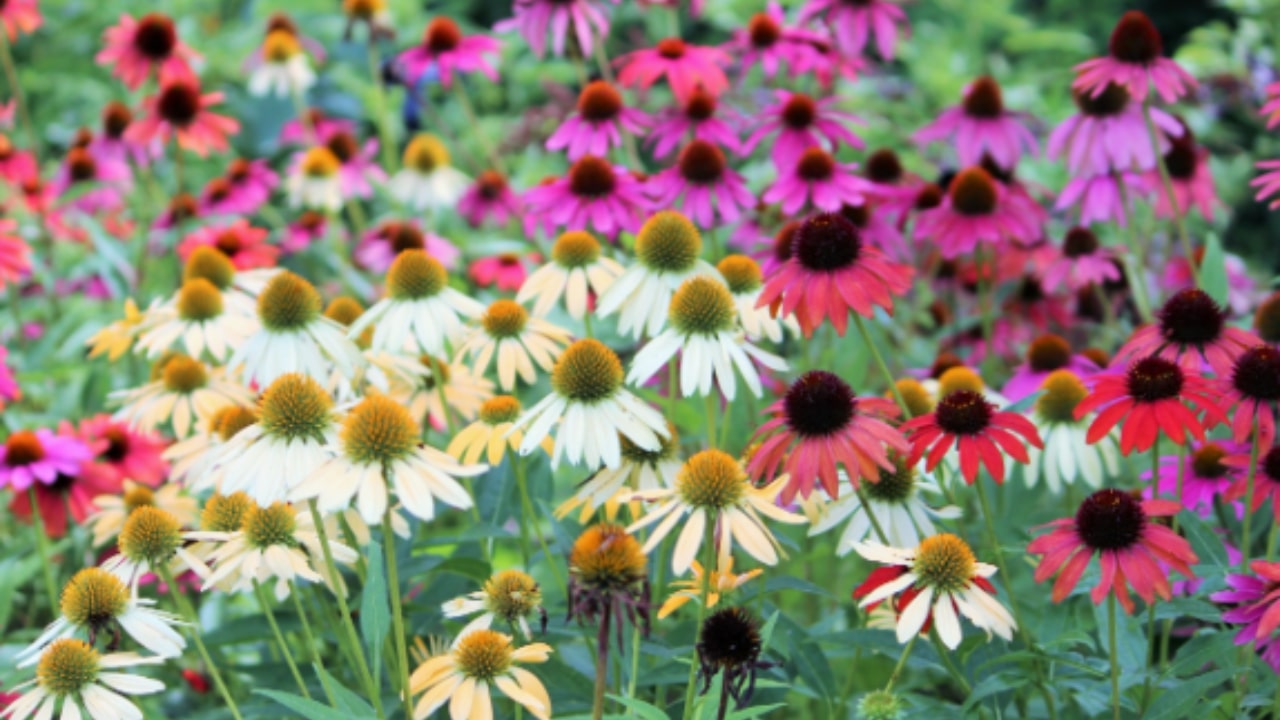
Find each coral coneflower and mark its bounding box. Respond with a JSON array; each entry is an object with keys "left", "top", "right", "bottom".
[
  {"left": 648, "top": 139, "right": 754, "bottom": 226},
  {"left": 915, "top": 76, "right": 1038, "bottom": 170},
  {"left": 548, "top": 80, "right": 650, "bottom": 161},
  {"left": 523, "top": 155, "right": 649, "bottom": 238},
  {"left": 127, "top": 75, "right": 239, "bottom": 157},
  {"left": 1220, "top": 346, "right": 1280, "bottom": 451},
  {"left": 746, "top": 91, "right": 864, "bottom": 168},
  {"left": 0, "top": 218, "right": 32, "bottom": 286},
  {"left": 1113, "top": 288, "right": 1258, "bottom": 378},
  {"left": 914, "top": 166, "right": 1040, "bottom": 258},
  {"left": 469, "top": 253, "right": 532, "bottom": 293},
  {"left": 96, "top": 13, "right": 200, "bottom": 90},
  {"left": 0, "top": 0, "right": 40, "bottom": 40},
  {"left": 178, "top": 220, "right": 278, "bottom": 271},
  {"left": 901, "top": 389, "right": 1042, "bottom": 484},
  {"left": 1074, "top": 355, "right": 1226, "bottom": 454},
  {"left": 1073, "top": 10, "right": 1196, "bottom": 104},
  {"left": 616, "top": 37, "right": 730, "bottom": 102}
]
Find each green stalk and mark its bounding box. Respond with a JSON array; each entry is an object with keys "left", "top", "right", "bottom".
[
  {"left": 516, "top": 456, "right": 566, "bottom": 593},
  {"left": 1109, "top": 594, "right": 1121, "bottom": 720},
  {"left": 854, "top": 314, "right": 909, "bottom": 415},
  {"left": 1242, "top": 421, "right": 1262, "bottom": 570},
  {"left": 158, "top": 566, "right": 244, "bottom": 720},
  {"left": 591, "top": 602, "right": 613, "bottom": 720},
  {"left": 382, "top": 506, "right": 415, "bottom": 720},
  {"left": 680, "top": 515, "right": 717, "bottom": 720},
  {"left": 288, "top": 580, "right": 335, "bottom": 707},
  {"left": 253, "top": 581, "right": 311, "bottom": 699},
  {"left": 0, "top": 32, "right": 36, "bottom": 151},
  {"left": 1141, "top": 103, "right": 1197, "bottom": 284},
  {"left": 27, "top": 488, "right": 59, "bottom": 613},
  {"left": 883, "top": 635, "right": 918, "bottom": 693},
  {"left": 366, "top": 41, "right": 396, "bottom": 171},
  {"left": 704, "top": 393, "right": 717, "bottom": 449}
]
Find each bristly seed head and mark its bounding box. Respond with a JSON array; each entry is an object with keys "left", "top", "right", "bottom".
[
  {"left": 864, "top": 455, "right": 917, "bottom": 504},
  {"left": 795, "top": 147, "right": 835, "bottom": 181},
  {"left": 936, "top": 366, "right": 984, "bottom": 398},
  {"left": 1254, "top": 293, "right": 1280, "bottom": 343},
  {"left": 783, "top": 370, "right": 857, "bottom": 437},
  {"left": 698, "top": 606, "right": 762, "bottom": 670},
  {"left": 161, "top": 354, "right": 208, "bottom": 394},
  {"left": 200, "top": 491, "right": 254, "bottom": 532},
  {"left": 677, "top": 449, "right": 746, "bottom": 510},
  {"left": 1063, "top": 226, "right": 1100, "bottom": 258},
  {"left": 243, "top": 502, "right": 300, "bottom": 549},
  {"left": 4, "top": 430, "right": 46, "bottom": 467},
  {"left": 934, "top": 390, "right": 994, "bottom": 436},
  {"left": 1191, "top": 443, "right": 1229, "bottom": 479},
  {"left": 453, "top": 629, "right": 513, "bottom": 680},
  {"left": 133, "top": 13, "right": 178, "bottom": 60},
  {"left": 61, "top": 568, "right": 129, "bottom": 630},
  {"left": 387, "top": 249, "right": 448, "bottom": 300},
  {"left": 1027, "top": 334, "right": 1072, "bottom": 372},
  {"left": 717, "top": 255, "right": 763, "bottom": 294},
  {"left": 483, "top": 570, "right": 543, "bottom": 622},
  {"left": 912, "top": 533, "right": 976, "bottom": 593},
  {"left": 551, "top": 339, "right": 623, "bottom": 403},
  {"left": 635, "top": 211, "right": 702, "bottom": 273},
  {"left": 324, "top": 296, "right": 365, "bottom": 327},
  {"left": 948, "top": 167, "right": 998, "bottom": 216},
  {"left": 1075, "top": 488, "right": 1145, "bottom": 550},
  {"left": 678, "top": 139, "right": 727, "bottom": 184},
  {"left": 794, "top": 212, "right": 861, "bottom": 272},
  {"left": 403, "top": 134, "right": 450, "bottom": 173},
  {"left": 118, "top": 506, "right": 183, "bottom": 565},
  {"left": 1108, "top": 10, "right": 1163, "bottom": 64},
  {"left": 479, "top": 395, "right": 522, "bottom": 425},
  {"left": 176, "top": 278, "right": 224, "bottom": 322},
  {"left": 183, "top": 246, "right": 235, "bottom": 290},
  {"left": 894, "top": 378, "right": 935, "bottom": 419},
  {"left": 342, "top": 394, "right": 419, "bottom": 466},
  {"left": 669, "top": 276, "right": 735, "bottom": 336},
  {"left": 423, "top": 17, "right": 461, "bottom": 53},
  {"left": 552, "top": 230, "right": 602, "bottom": 268},
  {"left": 1231, "top": 346, "right": 1280, "bottom": 402},
  {"left": 37, "top": 639, "right": 99, "bottom": 697},
  {"left": 258, "top": 271, "right": 322, "bottom": 331},
  {"left": 1074, "top": 82, "right": 1131, "bottom": 116},
  {"left": 567, "top": 155, "right": 616, "bottom": 198},
  {"left": 865, "top": 149, "right": 903, "bottom": 184},
  {"left": 213, "top": 405, "right": 259, "bottom": 442},
  {"left": 1124, "top": 356, "right": 1183, "bottom": 402},
  {"left": 577, "top": 80, "right": 623, "bottom": 122},
  {"left": 962, "top": 76, "right": 1004, "bottom": 118},
  {"left": 747, "top": 12, "right": 781, "bottom": 47},
  {"left": 259, "top": 373, "right": 334, "bottom": 442},
  {"left": 781, "top": 93, "right": 816, "bottom": 129},
  {"left": 482, "top": 299, "right": 529, "bottom": 338},
  {"left": 569, "top": 523, "right": 647, "bottom": 591},
  {"left": 1036, "top": 370, "right": 1088, "bottom": 423}
]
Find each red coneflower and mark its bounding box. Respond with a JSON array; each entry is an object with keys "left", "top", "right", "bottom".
[
  {"left": 127, "top": 75, "right": 239, "bottom": 157},
  {"left": 901, "top": 389, "right": 1042, "bottom": 484},
  {"left": 1113, "top": 288, "right": 1258, "bottom": 378}
]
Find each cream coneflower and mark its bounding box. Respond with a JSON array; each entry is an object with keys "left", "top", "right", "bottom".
[
  {"left": 87, "top": 298, "right": 153, "bottom": 362},
  {"left": 179, "top": 245, "right": 278, "bottom": 309},
  {"left": 290, "top": 393, "right": 485, "bottom": 524},
  {"left": 229, "top": 271, "right": 364, "bottom": 388},
  {"left": 447, "top": 396, "right": 551, "bottom": 466},
  {"left": 455, "top": 299, "right": 572, "bottom": 391},
  {"left": 110, "top": 353, "right": 253, "bottom": 439},
  {"left": 718, "top": 254, "right": 797, "bottom": 343},
  {"left": 555, "top": 422, "right": 682, "bottom": 523},
  {"left": 516, "top": 230, "right": 624, "bottom": 320},
  {"left": 807, "top": 459, "right": 961, "bottom": 553},
  {"left": 349, "top": 250, "right": 484, "bottom": 356},
  {"left": 409, "top": 629, "right": 553, "bottom": 720},
  {"left": 19, "top": 568, "right": 185, "bottom": 663},
  {"left": 387, "top": 354, "right": 495, "bottom": 433},
  {"left": 510, "top": 339, "right": 669, "bottom": 469},
  {"left": 287, "top": 145, "right": 344, "bottom": 210},
  {"left": 248, "top": 29, "right": 316, "bottom": 97},
  {"left": 596, "top": 211, "right": 719, "bottom": 339},
  {"left": 629, "top": 449, "right": 805, "bottom": 574},
  {"left": 443, "top": 569, "right": 546, "bottom": 641},
  {"left": 102, "top": 506, "right": 207, "bottom": 588},
  {"left": 657, "top": 557, "right": 762, "bottom": 619},
  {"left": 135, "top": 278, "right": 260, "bottom": 363},
  {"left": 2, "top": 639, "right": 164, "bottom": 720},
  {"left": 388, "top": 133, "right": 471, "bottom": 211},
  {"left": 187, "top": 490, "right": 255, "bottom": 566},
  {"left": 627, "top": 276, "right": 787, "bottom": 401},
  {"left": 88, "top": 480, "right": 197, "bottom": 548},
  {"left": 193, "top": 501, "right": 358, "bottom": 599},
  {"left": 211, "top": 374, "right": 338, "bottom": 505},
  {"left": 1024, "top": 369, "right": 1119, "bottom": 493},
  {"left": 165, "top": 404, "right": 258, "bottom": 490}
]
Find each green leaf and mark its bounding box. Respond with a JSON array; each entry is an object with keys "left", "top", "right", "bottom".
[
  {"left": 605, "top": 693, "right": 669, "bottom": 720},
  {"left": 1144, "top": 669, "right": 1233, "bottom": 720},
  {"left": 1181, "top": 511, "right": 1229, "bottom": 572},
  {"left": 313, "top": 663, "right": 376, "bottom": 717},
  {"left": 1198, "top": 232, "right": 1229, "bottom": 307},
  {"left": 361, "top": 539, "right": 391, "bottom": 680},
  {"left": 256, "top": 690, "right": 358, "bottom": 720}
]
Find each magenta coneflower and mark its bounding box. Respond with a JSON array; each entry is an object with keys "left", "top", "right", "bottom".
[
  {"left": 90, "top": 101, "right": 160, "bottom": 167},
  {"left": 397, "top": 17, "right": 501, "bottom": 87},
  {"left": 746, "top": 91, "right": 863, "bottom": 168},
  {"left": 747, "top": 370, "right": 906, "bottom": 503},
  {"left": 96, "top": 13, "right": 200, "bottom": 91},
  {"left": 1213, "top": 561, "right": 1280, "bottom": 672},
  {"left": 177, "top": 221, "right": 279, "bottom": 271},
  {"left": 281, "top": 211, "right": 329, "bottom": 253},
  {"left": 353, "top": 220, "right": 460, "bottom": 273},
  {"left": 1143, "top": 440, "right": 1243, "bottom": 518},
  {"left": 495, "top": 0, "right": 616, "bottom": 59},
  {"left": 863, "top": 148, "right": 925, "bottom": 224},
  {"left": 1029, "top": 489, "right": 1196, "bottom": 613},
  {"left": 1226, "top": 445, "right": 1280, "bottom": 526},
  {"left": 0, "top": 133, "right": 36, "bottom": 185},
  {"left": 1002, "top": 334, "right": 1101, "bottom": 404},
  {"left": 127, "top": 76, "right": 239, "bottom": 157},
  {"left": 0, "top": 428, "right": 94, "bottom": 492},
  {"left": 1113, "top": 288, "right": 1258, "bottom": 378},
  {"left": 1074, "top": 355, "right": 1227, "bottom": 454},
  {"left": 202, "top": 158, "right": 278, "bottom": 216},
  {"left": 757, "top": 213, "right": 912, "bottom": 337},
  {"left": 616, "top": 37, "right": 730, "bottom": 102},
  {"left": 762, "top": 146, "right": 869, "bottom": 215},
  {"left": 648, "top": 86, "right": 744, "bottom": 158},
  {"left": 1220, "top": 345, "right": 1280, "bottom": 451},
  {"left": 648, "top": 140, "right": 753, "bottom": 226},
  {"left": 1055, "top": 172, "right": 1141, "bottom": 226},
  {"left": 797, "top": 0, "right": 907, "bottom": 60},
  {"left": 1147, "top": 129, "right": 1220, "bottom": 220},
  {"left": 523, "top": 155, "right": 648, "bottom": 238},
  {"left": 318, "top": 130, "right": 384, "bottom": 200},
  {"left": 279, "top": 108, "right": 355, "bottom": 147},
  {"left": 547, "top": 81, "right": 650, "bottom": 160},
  {"left": 915, "top": 166, "right": 1039, "bottom": 258},
  {"left": 50, "top": 147, "right": 131, "bottom": 215},
  {"left": 724, "top": 3, "right": 827, "bottom": 80},
  {"left": 458, "top": 170, "right": 522, "bottom": 228},
  {"left": 1073, "top": 10, "right": 1196, "bottom": 104},
  {"left": 0, "top": 219, "right": 31, "bottom": 287},
  {"left": 902, "top": 389, "right": 1042, "bottom": 484},
  {"left": 1040, "top": 226, "right": 1121, "bottom": 293},
  {"left": 914, "top": 76, "right": 1038, "bottom": 170},
  {"left": 0, "top": 0, "right": 40, "bottom": 39},
  {"left": 1048, "top": 83, "right": 1182, "bottom": 175},
  {"left": 1252, "top": 159, "right": 1280, "bottom": 210}
]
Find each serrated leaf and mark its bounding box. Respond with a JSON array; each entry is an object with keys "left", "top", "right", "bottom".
[
  {"left": 1144, "top": 669, "right": 1233, "bottom": 720},
  {"left": 256, "top": 689, "right": 355, "bottom": 720}
]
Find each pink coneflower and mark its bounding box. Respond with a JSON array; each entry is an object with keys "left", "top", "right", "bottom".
[
  {"left": 838, "top": 202, "right": 908, "bottom": 261},
  {"left": 914, "top": 76, "right": 1038, "bottom": 170},
  {"left": 151, "top": 192, "right": 200, "bottom": 234},
  {"left": 1029, "top": 489, "right": 1196, "bottom": 613},
  {"left": 1143, "top": 440, "right": 1243, "bottom": 518},
  {"left": 1219, "top": 345, "right": 1280, "bottom": 451},
  {"left": 0, "top": 346, "right": 19, "bottom": 409},
  {"left": 648, "top": 86, "right": 744, "bottom": 158},
  {"left": 353, "top": 219, "right": 460, "bottom": 273},
  {"left": 1212, "top": 561, "right": 1280, "bottom": 672},
  {"left": 915, "top": 166, "right": 1040, "bottom": 258},
  {"left": 458, "top": 170, "right": 522, "bottom": 228},
  {"left": 74, "top": 415, "right": 169, "bottom": 488},
  {"left": 0, "top": 0, "right": 40, "bottom": 39},
  {"left": 547, "top": 81, "right": 649, "bottom": 161},
  {"left": 757, "top": 212, "right": 913, "bottom": 337},
  {"left": 1040, "top": 226, "right": 1121, "bottom": 293},
  {"left": 797, "top": 0, "right": 907, "bottom": 60},
  {"left": 0, "top": 218, "right": 32, "bottom": 286},
  {"left": 495, "top": 0, "right": 616, "bottom": 59},
  {"left": 616, "top": 37, "right": 730, "bottom": 102},
  {"left": 1048, "top": 83, "right": 1182, "bottom": 176},
  {"left": 177, "top": 220, "right": 279, "bottom": 271},
  {"left": 90, "top": 101, "right": 161, "bottom": 167},
  {"left": 862, "top": 148, "right": 925, "bottom": 224},
  {"left": 279, "top": 108, "right": 355, "bottom": 147},
  {"left": 1252, "top": 158, "right": 1280, "bottom": 210},
  {"left": 747, "top": 91, "right": 863, "bottom": 168},
  {"left": 724, "top": 3, "right": 827, "bottom": 80},
  {"left": 1113, "top": 288, "right": 1258, "bottom": 378},
  {"left": 648, "top": 139, "right": 753, "bottom": 226},
  {"left": 747, "top": 370, "right": 907, "bottom": 503},
  {"left": 1148, "top": 129, "right": 1220, "bottom": 220},
  {"left": 319, "top": 130, "right": 384, "bottom": 199},
  {"left": 281, "top": 210, "right": 329, "bottom": 253},
  {"left": 0, "top": 132, "right": 36, "bottom": 185},
  {"left": 755, "top": 219, "right": 799, "bottom": 278},
  {"left": 397, "top": 17, "right": 501, "bottom": 87},
  {"left": 96, "top": 13, "right": 201, "bottom": 90},
  {"left": 127, "top": 75, "right": 239, "bottom": 157},
  {"left": 49, "top": 147, "right": 131, "bottom": 215},
  {"left": 762, "top": 146, "right": 869, "bottom": 215},
  {"left": 1226, "top": 445, "right": 1280, "bottom": 524},
  {"left": 523, "top": 155, "right": 648, "bottom": 238},
  {"left": 0, "top": 428, "right": 94, "bottom": 493},
  {"left": 1055, "top": 172, "right": 1141, "bottom": 226},
  {"left": 1073, "top": 11, "right": 1196, "bottom": 104},
  {"left": 1074, "top": 355, "right": 1227, "bottom": 454},
  {"left": 203, "top": 158, "right": 278, "bottom": 215},
  {"left": 902, "top": 389, "right": 1042, "bottom": 484},
  {"left": 469, "top": 253, "right": 533, "bottom": 292},
  {"left": 1002, "top": 334, "right": 1101, "bottom": 404}
]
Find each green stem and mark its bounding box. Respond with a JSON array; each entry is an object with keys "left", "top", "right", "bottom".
[
  {"left": 1243, "top": 421, "right": 1262, "bottom": 570},
  {"left": 1115, "top": 179, "right": 1155, "bottom": 324},
  {"left": 583, "top": 311, "right": 594, "bottom": 339},
  {"left": 884, "top": 635, "right": 918, "bottom": 693},
  {"left": 159, "top": 566, "right": 244, "bottom": 720},
  {"left": 704, "top": 393, "right": 717, "bottom": 449},
  {"left": 7, "top": 283, "right": 25, "bottom": 351},
  {"left": 929, "top": 632, "right": 972, "bottom": 695},
  {"left": 27, "top": 487, "right": 60, "bottom": 612},
  {"left": 1109, "top": 594, "right": 1121, "bottom": 720},
  {"left": 288, "top": 580, "right": 335, "bottom": 706},
  {"left": 681, "top": 513, "right": 717, "bottom": 720},
  {"left": 452, "top": 81, "right": 504, "bottom": 174},
  {"left": 366, "top": 41, "right": 396, "bottom": 171},
  {"left": 382, "top": 507, "right": 415, "bottom": 720},
  {"left": 1141, "top": 103, "right": 1197, "bottom": 284},
  {"left": 516, "top": 457, "right": 566, "bottom": 593},
  {"left": 625, "top": 622, "right": 643, "bottom": 700},
  {"left": 253, "top": 582, "right": 311, "bottom": 699},
  {"left": 854, "top": 314, "right": 909, "bottom": 416},
  {"left": 854, "top": 484, "right": 890, "bottom": 545}
]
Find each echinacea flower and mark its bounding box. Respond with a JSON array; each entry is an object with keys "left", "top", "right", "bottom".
[
  {"left": 247, "top": 28, "right": 316, "bottom": 97},
  {"left": 0, "top": 0, "right": 40, "bottom": 40},
  {"left": 748, "top": 370, "right": 906, "bottom": 502},
  {"left": 695, "top": 607, "right": 774, "bottom": 707},
  {"left": 902, "top": 389, "right": 1042, "bottom": 485},
  {"left": 1039, "top": 226, "right": 1122, "bottom": 293},
  {"left": 111, "top": 354, "right": 252, "bottom": 439},
  {"left": 102, "top": 505, "right": 208, "bottom": 587},
  {"left": 629, "top": 449, "right": 805, "bottom": 574},
  {"left": 468, "top": 253, "right": 531, "bottom": 293},
  {"left": 797, "top": 0, "right": 908, "bottom": 60},
  {"left": 1055, "top": 172, "right": 1141, "bottom": 226},
  {"left": 408, "top": 629, "right": 553, "bottom": 720},
  {"left": 547, "top": 80, "right": 649, "bottom": 161},
  {"left": 914, "top": 76, "right": 1038, "bottom": 170},
  {"left": 0, "top": 133, "right": 36, "bottom": 185},
  {"left": 510, "top": 338, "right": 669, "bottom": 469},
  {"left": 96, "top": 13, "right": 199, "bottom": 90},
  {"left": 1212, "top": 560, "right": 1280, "bottom": 671},
  {"left": 448, "top": 396, "right": 550, "bottom": 466},
  {"left": 350, "top": 250, "right": 484, "bottom": 356},
  {"left": 648, "top": 139, "right": 754, "bottom": 226},
  {"left": 203, "top": 158, "right": 278, "bottom": 216},
  {"left": 1225, "top": 444, "right": 1280, "bottom": 525},
  {"left": 1144, "top": 440, "right": 1244, "bottom": 518},
  {"left": 648, "top": 86, "right": 744, "bottom": 158},
  {"left": 134, "top": 278, "right": 259, "bottom": 363},
  {"left": 0, "top": 429, "right": 96, "bottom": 493},
  {"left": 555, "top": 422, "right": 681, "bottom": 522},
  {"left": 1029, "top": 488, "right": 1197, "bottom": 613},
  {"left": 1164, "top": 248, "right": 1256, "bottom": 318},
  {"left": 458, "top": 171, "right": 522, "bottom": 228},
  {"left": 616, "top": 37, "right": 730, "bottom": 102},
  {"left": 166, "top": 406, "right": 254, "bottom": 489},
  {"left": 717, "top": 255, "right": 795, "bottom": 343},
  {"left": 1073, "top": 10, "right": 1196, "bottom": 104},
  {"left": 762, "top": 146, "right": 870, "bottom": 215},
  {"left": 443, "top": 570, "right": 545, "bottom": 641},
  {"left": 518, "top": 231, "right": 623, "bottom": 320},
  {"left": 1002, "top": 333, "right": 1101, "bottom": 404},
  {"left": 756, "top": 212, "right": 913, "bottom": 337},
  {"left": 1148, "top": 129, "right": 1220, "bottom": 220},
  {"left": 657, "top": 557, "right": 761, "bottom": 619},
  {"left": 914, "top": 166, "right": 1040, "bottom": 259},
  {"left": 1220, "top": 345, "right": 1280, "bottom": 452},
  {"left": 88, "top": 480, "right": 196, "bottom": 549},
  {"left": 456, "top": 299, "right": 571, "bottom": 391},
  {"left": 127, "top": 75, "right": 239, "bottom": 157},
  {"left": 342, "top": 0, "right": 394, "bottom": 40},
  {"left": 318, "top": 130, "right": 384, "bottom": 200},
  {"left": 282, "top": 210, "right": 329, "bottom": 253},
  {"left": 725, "top": 3, "right": 827, "bottom": 80},
  {"left": 853, "top": 534, "right": 1015, "bottom": 649},
  {"left": 495, "top": 0, "right": 614, "bottom": 59},
  {"left": 1023, "top": 370, "right": 1119, "bottom": 493},
  {"left": 177, "top": 220, "right": 278, "bottom": 272},
  {"left": 2, "top": 639, "right": 164, "bottom": 720},
  {"left": 523, "top": 155, "right": 649, "bottom": 238},
  {"left": 49, "top": 147, "right": 131, "bottom": 215},
  {"left": 388, "top": 133, "right": 471, "bottom": 212},
  {"left": 0, "top": 217, "right": 32, "bottom": 285},
  {"left": 354, "top": 220, "right": 460, "bottom": 274},
  {"left": 388, "top": 354, "right": 494, "bottom": 434},
  {"left": 746, "top": 91, "right": 863, "bottom": 168},
  {"left": 808, "top": 458, "right": 960, "bottom": 552},
  {"left": 1047, "top": 83, "right": 1182, "bottom": 176}
]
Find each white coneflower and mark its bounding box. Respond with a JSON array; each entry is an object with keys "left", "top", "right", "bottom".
[
  {"left": 447, "top": 396, "right": 549, "bottom": 466},
  {"left": 110, "top": 353, "right": 253, "bottom": 439},
  {"left": 166, "top": 405, "right": 258, "bottom": 491},
  {"left": 19, "top": 568, "right": 185, "bottom": 663},
  {"left": 228, "top": 270, "right": 364, "bottom": 388},
  {"left": 349, "top": 250, "right": 484, "bottom": 356},
  {"left": 455, "top": 299, "right": 572, "bottom": 391},
  {"left": 291, "top": 393, "right": 485, "bottom": 524},
  {"left": 442, "top": 569, "right": 545, "bottom": 641},
  {"left": 596, "top": 211, "right": 718, "bottom": 339},
  {"left": 210, "top": 373, "right": 339, "bottom": 505},
  {"left": 555, "top": 422, "right": 681, "bottom": 523},
  {"left": 409, "top": 629, "right": 553, "bottom": 720},
  {"left": 1023, "top": 369, "right": 1118, "bottom": 493},
  {"left": 388, "top": 133, "right": 470, "bottom": 211},
  {"left": 134, "top": 278, "right": 259, "bottom": 363},
  {"left": 248, "top": 29, "right": 316, "bottom": 97},
  {"left": 287, "top": 146, "right": 344, "bottom": 211},
  {"left": 923, "top": 365, "right": 1009, "bottom": 409},
  {"left": 510, "top": 338, "right": 669, "bottom": 469},
  {"left": 188, "top": 491, "right": 255, "bottom": 567},
  {"left": 807, "top": 459, "right": 961, "bottom": 553},
  {"left": 3, "top": 639, "right": 164, "bottom": 720},
  {"left": 102, "top": 506, "right": 208, "bottom": 588},
  {"left": 627, "top": 275, "right": 787, "bottom": 401},
  {"left": 88, "top": 480, "right": 198, "bottom": 548},
  {"left": 385, "top": 353, "right": 495, "bottom": 432},
  {"left": 516, "top": 230, "right": 624, "bottom": 319},
  {"left": 177, "top": 245, "right": 278, "bottom": 311},
  {"left": 717, "top": 254, "right": 797, "bottom": 343}
]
